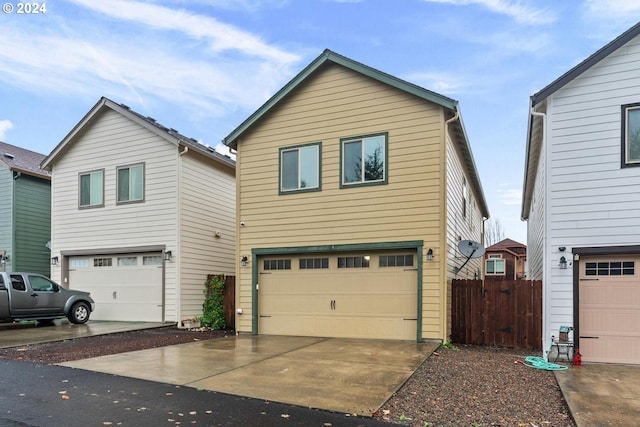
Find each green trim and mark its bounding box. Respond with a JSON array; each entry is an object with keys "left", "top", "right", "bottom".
[
  {"left": 417, "top": 243, "right": 423, "bottom": 342},
  {"left": 339, "top": 132, "right": 388, "bottom": 188},
  {"left": 278, "top": 142, "right": 322, "bottom": 195},
  {"left": 250, "top": 240, "right": 424, "bottom": 340},
  {"left": 251, "top": 252, "right": 259, "bottom": 335},
  {"left": 223, "top": 49, "right": 457, "bottom": 148}
]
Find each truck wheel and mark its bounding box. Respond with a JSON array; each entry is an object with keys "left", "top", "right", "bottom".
[{"left": 68, "top": 302, "right": 90, "bottom": 324}]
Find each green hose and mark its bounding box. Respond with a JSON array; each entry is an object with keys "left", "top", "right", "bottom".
[{"left": 523, "top": 356, "right": 568, "bottom": 371}]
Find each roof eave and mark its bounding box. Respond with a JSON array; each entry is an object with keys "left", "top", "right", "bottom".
[{"left": 223, "top": 49, "right": 459, "bottom": 149}]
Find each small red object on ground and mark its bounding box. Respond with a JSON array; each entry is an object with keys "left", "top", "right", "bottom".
[{"left": 573, "top": 348, "right": 582, "bottom": 366}]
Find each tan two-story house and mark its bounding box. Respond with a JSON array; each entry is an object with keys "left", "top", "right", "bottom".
[{"left": 224, "top": 50, "right": 488, "bottom": 342}]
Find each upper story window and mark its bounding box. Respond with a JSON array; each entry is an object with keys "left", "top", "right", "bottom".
[
  {"left": 486, "top": 255, "right": 505, "bottom": 275},
  {"left": 79, "top": 169, "right": 104, "bottom": 208},
  {"left": 117, "top": 163, "right": 145, "bottom": 204},
  {"left": 280, "top": 143, "right": 320, "bottom": 193},
  {"left": 341, "top": 133, "right": 387, "bottom": 187},
  {"left": 462, "top": 176, "right": 468, "bottom": 218},
  {"left": 622, "top": 103, "right": 640, "bottom": 167}
]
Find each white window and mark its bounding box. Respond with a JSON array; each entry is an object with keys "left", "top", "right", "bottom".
[
  {"left": 280, "top": 144, "right": 320, "bottom": 192},
  {"left": 486, "top": 255, "right": 505, "bottom": 275},
  {"left": 117, "top": 163, "right": 145, "bottom": 203},
  {"left": 79, "top": 170, "right": 104, "bottom": 208},
  {"left": 341, "top": 134, "right": 386, "bottom": 186}
]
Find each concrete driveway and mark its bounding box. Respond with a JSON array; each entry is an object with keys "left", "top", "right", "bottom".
[
  {"left": 555, "top": 364, "right": 640, "bottom": 427},
  {"left": 60, "top": 335, "right": 439, "bottom": 416},
  {"left": 0, "top": 320, "right": 166, "bottom": 348}
]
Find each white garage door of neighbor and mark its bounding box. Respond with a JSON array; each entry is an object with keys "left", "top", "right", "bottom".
[
  {"left": 258, "top": 252, "right": 418, "bottom": 340},
  {"left": 68, "top": 253, "right": 163, "bottom": 322},
  {"left": 579, "top": 255, "right": 640, "bottom": 364}
]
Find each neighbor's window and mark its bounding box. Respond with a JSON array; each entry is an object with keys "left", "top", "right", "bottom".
[
  {"left": 117, "top": 163, "right": 145, "bottom": 203},
  {"left": 280, "top": 143, "right": 320, "bottom": 193},
  {"left": 623, "top": 103, "right": 640, "bottom": 167},
  {"left": 79, "top": 169, "right": 104, "bottom": 208},
  {"left": 341, "top": 133, "right": 387, "bottom": 186},
  {"left": 486, "top": 255, "right": 505, "bottom": 275}
]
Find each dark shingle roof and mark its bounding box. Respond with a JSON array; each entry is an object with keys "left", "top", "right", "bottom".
[{"left": 0, "top": 141, "right": 50, "bottom": 179}]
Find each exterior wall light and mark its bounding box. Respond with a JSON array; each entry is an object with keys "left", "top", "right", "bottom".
[
  {"left": 241, "top": 255, "right": 248, "bottom": 267},
  {"left": 51, "top": 256, "right": 59, "bottom": 265},
  {"left": 427, "top": 248, "right": 434, "bottom": 261},
  {"left": 559, "top": 256, "right": 567, "bottom": 269},
  {"left": 164, "top": 251, "right": 172, "bottom": 261}
]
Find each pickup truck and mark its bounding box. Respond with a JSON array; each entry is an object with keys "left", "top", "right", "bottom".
[{"left": 0, "top": 272, "right": 95, "bottom": 324}]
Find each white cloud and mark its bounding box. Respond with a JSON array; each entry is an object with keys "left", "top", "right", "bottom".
[
  {"left": 422, "top": 0, "right": 556, "bottom": 25},
  {"left": 0, "top": 1, "right": 303, "bottom": 119},
  {"left": 498, "top": 188, "right": 522, "bottom": 206},
  {"left": 404, "top": 71, "right": 464, "bottom": 95},
  {"left": 0, "top": 120, "right": 13, "bottom": 140},
  {"left": 67, "top": 0, "right": 299, "bottom": 64}
]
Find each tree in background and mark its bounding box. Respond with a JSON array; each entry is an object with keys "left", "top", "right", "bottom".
[{"left": 485, "top": 217, "right": 505, "bottom": 247}]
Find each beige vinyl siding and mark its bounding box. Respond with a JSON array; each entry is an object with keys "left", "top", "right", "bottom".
[
  {"left": 179, "top": 150, "right": 235, "bottom": 320},
  {"left": 50, "top": 109, "right": 179, "bottom": 318},
  {"left": 236, "top": 64, "right": 445, "bottom": 338}
]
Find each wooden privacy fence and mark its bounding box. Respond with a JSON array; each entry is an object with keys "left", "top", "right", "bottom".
[
  {"left": 207, "top": 274, "right": 236, "bottom": 329},
  {"left": 451, "top": 279, "right": 542, "bottom": 349}
]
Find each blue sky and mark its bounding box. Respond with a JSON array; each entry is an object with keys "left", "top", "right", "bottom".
[{"left": 1, "top": 0, "right": 638, "bottom": 244}]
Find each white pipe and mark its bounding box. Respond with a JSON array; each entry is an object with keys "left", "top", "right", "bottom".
[{"left": 179, "top": 145, "right": 189, "bottom": 156}]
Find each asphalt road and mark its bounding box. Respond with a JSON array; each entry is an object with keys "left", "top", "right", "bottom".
[{"left": 0, "top": 360, "right": 387, "bottom": 427}]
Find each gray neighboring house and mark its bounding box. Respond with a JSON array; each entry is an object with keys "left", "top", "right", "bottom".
[{"left": 0, "top": 141, "right": 51, "bottom": 276}]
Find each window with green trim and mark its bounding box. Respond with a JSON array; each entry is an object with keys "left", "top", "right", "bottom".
[
  {"left": 280, "top": 144, "right": 320, "bottom": 192},
  {"left": 341, "top": 134, "right": 386, "bottom": 186}
]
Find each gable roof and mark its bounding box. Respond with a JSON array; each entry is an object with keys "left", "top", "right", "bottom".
[
  {"left": 522, "top": 22, "right": 640, "bottom": 219},
  {"left": 0, "top": 141, "right": 50, "bottom": 180},
  {"left": 222, "top": 49, "right": 489, "bottom": 218},
  {"left": 41, "top": 97, "right": 235, "bottom": 170},
  {"left": 531, "top": 21, "right": 640, "bottom": 107},
  {"left": 486, "top": 238, "right": 526, "bottom": 251}
]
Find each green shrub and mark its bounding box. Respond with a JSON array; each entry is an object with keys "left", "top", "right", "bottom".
[{"left": 201, "top": 275, "right": 226, "bottom": 330}]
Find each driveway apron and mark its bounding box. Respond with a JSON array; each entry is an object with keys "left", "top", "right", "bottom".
[
  {"left": 555, "top": 363, "right": 640, "bottom": 427},
  {"left": 60, "top": 335, "right": 438, "bottom": 416}
]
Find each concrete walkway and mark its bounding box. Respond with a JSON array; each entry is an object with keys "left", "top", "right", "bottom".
[
  {"left": 555, "top": 363, "right": 640, "bottom": 427},
  {"left": 60, "top": 335, "right": 438, "bottom": 416}
]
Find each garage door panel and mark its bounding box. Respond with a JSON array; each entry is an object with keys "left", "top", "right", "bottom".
[
  {"left": 259, "top": 252, "right": 417, "bottom": 340},
  {"left": 69, "top": 253, "right": 163, "bottom": 322},
  {"left": 580, "top": 255, "right": 640, "bottom": 364}
]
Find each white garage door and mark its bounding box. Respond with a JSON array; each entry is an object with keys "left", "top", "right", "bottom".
[
  {"left": 69, "top": 253, "right": 163, "bottom": 322},
  {"left": 579, "top": 255, "right": 640, "bottom": 364},
  {"left": 258, "top": 251, "right": 417, "bottom": 340}
]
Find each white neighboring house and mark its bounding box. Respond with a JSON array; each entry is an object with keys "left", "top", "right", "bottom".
[
  {"left": 42, "top": 97, "right": 236, "bottom": 324},
  {"left": 522, "top": 22, "right": 640, "bottom": 364}
]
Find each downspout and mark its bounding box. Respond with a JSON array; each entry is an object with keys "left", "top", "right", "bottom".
[
  {"left": 174, "top": 143, "right": 188, "bottom": 323},
  {"left": 441, "top": 109, "right": 459, "bottom": 342},
  {"left": 530, "top": 106, "right": 550, "bottom": 358}
]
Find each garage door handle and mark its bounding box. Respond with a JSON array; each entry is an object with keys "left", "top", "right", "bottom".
[
  {"left": 259, "top": 315, "right": 271, "bottom": 318},
  {"left": 580, "top": 336, "right": 599, "bottom": 339}
]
